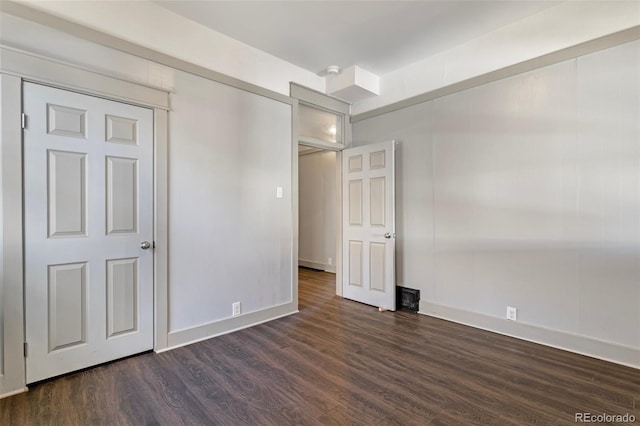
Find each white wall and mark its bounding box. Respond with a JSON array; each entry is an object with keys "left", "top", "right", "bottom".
[
  {"left": 353, "top": 1, "right": 640, "bottom": 115},
  {"left": 168, "top": 70, "right": 293, "bottom": 332},
  {"left": 353, "top": 40, "right": 640, "bottom": 368},
  {"left": 299, "top": 150, "right": 337, "bottom": 272}
]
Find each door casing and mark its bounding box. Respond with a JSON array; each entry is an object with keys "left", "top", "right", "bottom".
[
  {"left": 0, "top": 47, "right": 170, "bottom": 396},
  {"left": 291, "top": 84, "right": 351, "bottom": 298}
]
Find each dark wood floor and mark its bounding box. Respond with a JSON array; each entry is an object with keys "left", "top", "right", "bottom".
[{"left": 2, "top": 268, "right": 639, "bottom": 425}]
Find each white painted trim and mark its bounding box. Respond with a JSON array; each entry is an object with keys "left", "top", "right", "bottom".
[
  {"left": 0, "top": 387, "right": 28, "bottom": 400},
  {"left": 335, "top": 151, "right": 343, "bottom": 297},
  {"left": 291, "top": 101, "right": 300, "bottom": 313},
  {"left": 291, "top": 99, "right": 300, "bottom": 311},
  {"left": 0, "top": 74, "right": 26, "bottom": 397},
  {"left": 420, "top": 301, "right": 640, "bottom": 370},
  {"left": 153, "top": 108, "right": 169, "bottom": 351},
  {"left": 335, "top": 117, "right": 350, "bottom": 297},
  {"left": 157, "top": 309, "right": 298, "bottom": 354},
  {"left": 0, "top": 78, "right": 3, "bottom": 380},
  {"left": 165, "top": 303, "right": 298, "bottom": 350},
  {"left": 1, "top": 45, "right": 171, "bottom": 94},
  {"left": 291, "top": 86, "right": 348, "bottom": 299},
  {"left": 0, "top": 46, "right": 170, "bottom": 110},
  {"left": 299, "top": 259, "right": 336, "bottom": 274},
  {"left": 298, "top": 136, "right": 346, "bottom": 152},
  {"left": 290, "top": 83, "right": 350, "bottom": 115}
]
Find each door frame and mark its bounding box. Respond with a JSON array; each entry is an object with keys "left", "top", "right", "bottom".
[
  {"left": 290, "top": 83, "right": 351, "bottom": 297},
  {"left": 0, "top": 47, "right": 170, "bottom": 396}
]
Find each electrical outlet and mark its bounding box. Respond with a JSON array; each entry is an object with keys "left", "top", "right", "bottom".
[
  {"left": 506, "top": 306, "right": 517, "bottom": 321},
  {"left": 232, "top": 302, "right": 241, "bottom": 317},
  {"left": 328, "top": 257, "right": 332, "bottom": 265}
]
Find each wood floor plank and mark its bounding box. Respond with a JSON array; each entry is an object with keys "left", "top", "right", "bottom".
[{"left": 2, "top": 267, "right": 639, "bottom": 425}]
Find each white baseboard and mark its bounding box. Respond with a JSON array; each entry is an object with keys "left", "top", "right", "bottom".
[
  {"left": 161, "top": 301, "right": 298, "bottom": 352},
  {"left": 299, "top": 259, "right": 336, "bottom": 273},
  {"left": 420, "top": 301, "right": 640, "bottom": 370},
  {"left": 0, "top": 387, "right": 28, "bottom": 399}
]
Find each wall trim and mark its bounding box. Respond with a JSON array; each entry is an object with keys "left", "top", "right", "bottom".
[
  {"left": 420, "top": 301, "right": 640, "bottom": 370},
  {"left": 290, "top": 83, "right": 351, "bottom": 115},
  {"left": 0, "top": 387, "right": 28, "bottom": 400},
  {"left": 291, "top": 86, "right": 348, "bottom": 298},
  {"left": 1, "top": 45, "right": 171, "bottom": 94},
  {"left": 335, "top": 150, "right": 343, "bottom": 297},
  {"left": 0, "top": 47, "right": 170, "bottom": 110},
  {"left": 298, "top": 136, "right": 345, "bottom": 152},
  {"left": 0, "top": 74, "right": 26, "bottom": 397},
  {"left": 291, "top": 101, "right": 300, "bottom": 314},
  {"left": 352, "top": 25, "right": 640, "bottom": 123},
  {"left": 299, "top": 259, "right": 336, "bottom": 274},
  {"left": 1, "top": 1, "right": 293, "bottom": 106},
  {"left": 164, "top": 302, "right": 298, "bottom": 351},
  {"left": 153, "top": 108, "right": 169, "bottom": 352}
]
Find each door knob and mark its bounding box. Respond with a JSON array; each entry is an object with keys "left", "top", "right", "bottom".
[
  {"left": 384, "top": 233, "right": 392, "bottom": 239},
  {"left": 140, "top": 241, "right": 152, "bottom": 250}
]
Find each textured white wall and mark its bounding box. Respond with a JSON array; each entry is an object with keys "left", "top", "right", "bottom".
[
  {"left": 353, "top": 40, "right": 640, "bottom": 363},
  {"left": 299, "top": 150, "right": 337, "bottom": 271}
]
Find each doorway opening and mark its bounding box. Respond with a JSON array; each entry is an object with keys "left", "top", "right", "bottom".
[
  {"left": 297, "top": 144, "right": 339, "bottom": 309},
  {"left": 290, "top": 83, "right": 351, "bottom": 309}
]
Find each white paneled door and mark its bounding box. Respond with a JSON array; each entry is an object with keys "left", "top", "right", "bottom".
[
  {"left": 23, "top": 83, "right": 154, "bottom": 383},
  {"left": 342, "top": 141, "right": 396, "bottom": 310}
]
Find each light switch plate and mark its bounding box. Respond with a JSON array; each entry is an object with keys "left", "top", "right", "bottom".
[{"left": 276, "top": 186, "right": 283, "bottom": 198}]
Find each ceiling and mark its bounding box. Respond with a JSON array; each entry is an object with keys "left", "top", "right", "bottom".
[{"left": 154, "top": 0, "right": 560, "bottom": 77}]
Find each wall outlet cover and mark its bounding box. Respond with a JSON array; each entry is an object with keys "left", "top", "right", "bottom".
[{"left": 232, "top": 302, "right": 241, "bottom": 317}]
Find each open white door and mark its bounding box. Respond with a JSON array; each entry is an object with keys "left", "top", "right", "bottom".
[
  {"left": 23, "top": 83, "right": 154, "bottom": 383},
  {"left": 342, "top": 141, "right": 396, "bottom": 310}
]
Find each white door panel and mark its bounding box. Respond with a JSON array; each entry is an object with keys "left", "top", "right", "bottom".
[
  {"left": 342, "top": 141, "right": 396, "bottom": 310},
  {"left": 24, "top": 83, "right": 154, "bottom": 383}
]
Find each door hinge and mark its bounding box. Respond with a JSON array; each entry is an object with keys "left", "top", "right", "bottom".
[
  {"left": 21, "top": 113, "right": 27, "bottom": 129},
  {"left": 24, "top": 342, "right": 28, "bottom": 357}
]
